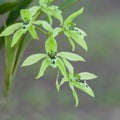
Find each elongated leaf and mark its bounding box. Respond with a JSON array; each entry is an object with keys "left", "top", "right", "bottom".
[
  {"left": 28, "top": 25, "right": 38, "bottom": 39},
  {"left": 4, "top": 35, "right": 15, "bottom": 96},
  {"left": 64, "top": 7, "right": 84, "bottom": 27},
  {"left": 62, "top": 58, "right": 74, "bottom": 73},
  {"left": 11, "top": 29, "right": 24, "bottom": 47},
  {"left": 22, "top": 54, "right": 46, "bottom": 67},
  {"left": 79, "top": 72, "right": 97, "bottom": 80},
  {"left": 40, "top": 20, "right": 53, "bottom": 32},
  {"left": 57, "top": 52, "right": 85, "bottom": 62},
  {"left": 36, "top": 58, "right": 51, "bottom": 79},
  {"left": 53, "top": 27, "right": 62, "bottom": 37},
  {"left": 0, "top": 23, "right": 22, "bottom": 37},
  {"left": 69, "top": 30, "right": 88, "bottom": 51},
  {"left": 57, "top": 58, "right": 67, "bottom": 78},
  {"left": 29, "top": 6, "right": 40, "bottom": 16},
  {"left": 56, "top": 72, "right": 60, "bottom": 92},
  {"left": 64, "top": 31, "right": 75, "bottom": 51},
  {"left": 6, "top": 0, "right": 33, "bottom": 24},
  {"left": 69, "top": 82, "right": 79, "bottom": 107},
  {"left": 48, "top": 5, "right": 63, "bottom": 25},
  {"left": 0, "top": 2, "right": 19, "bottom": 14},
  {"left": 45, "top": 37, "right": 57, "bottom": 53},
  {"left": 73, "top": 81, "right": 95, "bottom": 97}
]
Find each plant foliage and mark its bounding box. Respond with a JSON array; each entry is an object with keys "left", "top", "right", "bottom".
[{"left": 0, "top": 0, "right": 97, "bottom": 107}]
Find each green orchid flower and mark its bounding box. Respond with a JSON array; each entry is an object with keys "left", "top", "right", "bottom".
[
  {"left": 63, "top": 7, "right": 88, "bottom": 51},
  {"left": 0, "top": 9, "right": 39, "bottom": 47},
  {"left": 56, "top": 71, "right": 97, "bottom": 107},
  {"left": 39, "top": 0, "right": 63, "bottom": 25},
  {"left": 22, "top": 35, "right": 85, "bottom": 79}
]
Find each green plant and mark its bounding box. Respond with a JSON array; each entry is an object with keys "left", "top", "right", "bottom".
[{"left": 0, "top": 0, "right": 97, "bottom": 107}]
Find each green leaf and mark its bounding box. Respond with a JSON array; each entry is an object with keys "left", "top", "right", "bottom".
[
  {"left": 64, "top": 31, "right": 75, "bottom": 51},
  {"left": 79, "top": 72, "right": 97, "bottom": 80},
  {"left": 56, "top": 71, "right": 60, "bottom": 92},
  {"left": 6, "top": 0, "right": 33, "bottom": 24},
  {"left": 11, "top": 29, "right": 24, "bottom": 47},
  {"left": 33, "top": 20, "right": 53, "bottom": 32},
  {"left": 62, "top": 58, "right": 74, "bottom": 74},
  {"left": 53, "top": 27, "right": 62, "bottom": 37},
  {"left": 29, "top": 6, "right": 40, "bottom": 16},
  {"left": 0, "top": 23, "right": 22, "bottom": 37},
  {"left": 20, "top": 9, "right": 32, "bottom": 23},
  {"left": 28, "top": 24, "right": 38, "bottom": 39},
  {"left": 68, "top": 30, "right": 88, "bottom": 51},
  {"left": 69, "top": 82, "right": 79, "bottom": 107},
  {"left": 0, "top": 2, "right": 19, "bottom": 14},
  {"left": 22, "top": 54, "right": 46, "bottom": 67},
  {"left": 64, "top": 7, "right": 84, "bottom": 27},
  {"left": 36, "top": 58, "right": 51, "bottom": 79},
  {"left": 73, "top": 81, "right": 95, "bottom": 97},
  {"left": 45, "top": 37, "right": 57, "bottom": 53},
  {"left": 56, "top": 58, "right": 67, "bottom": 78},
  {"left": 57, "top": 52, "right": 85, "bottom": 62},
  {"left": 48, "top": 5, "right": 63, "bottom": 25}
]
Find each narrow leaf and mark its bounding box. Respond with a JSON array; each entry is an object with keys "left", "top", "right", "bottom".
[
  {"left": 56, "top": 71, "right": 60, "bottom": 92},
  {"left": 57, "top": 58, "right": 67, "bottom": 78},
  {"left": 36, "top": 58, "right": 51, "bottom": 79},
  {"left": 57, "top": 52, "right": 85, "bottom": 62},
  {"left": 64, "top": 31, "right": 75, "bottom": 51},
  {"left": 29, "top": 6, "right": 40, "bottom": 16},
  {"left": 11, "top": 29, "right": 24, "bottom": 47},
  {"left": 22, "top": 54, "right": 46, "bottom": 67},
  {"left": 0, "top": 23, "right": 22, "bottom": 37},
  {"left": 28, "top": 25, "right": 38, "bottom": 39},
  {"left": 64, "top": 7, "right": 84, "bottom": 27},
  {"left": 73, "top": 81, "right": 95, "bottom": 97},
  {"left": 62, "top": 58, "right": 74, "bottom": 74},
  {"left": 69, "top": 82, "right": 79, "bottom": 107},
  {"left": 69, "top": 30, "right": 88, "bottom": 51},
  {"left": 79, "top": 72, "right": 98, "bottom": 80}
]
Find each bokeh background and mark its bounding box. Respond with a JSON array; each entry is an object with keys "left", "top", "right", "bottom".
[{"left": 0, "top": 0, "right": 120, "bottom": 120}]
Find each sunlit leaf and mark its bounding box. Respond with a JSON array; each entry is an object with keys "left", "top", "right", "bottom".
[
  {"left": 36, "top": 58, "right": 51, "bottom": 79},
  {"left": 79, "top": 72, "right": 98, "bottom": 80},
  {"left": 57, "top": 52, "right": 85, "bottom": 61},
  {"left": 73, "top": 81, "right": 95, "bottom": 97},
  {"left": 11, "top": 29, "right": 24, "bottom": 47},
  {"left": 68, "top": 30, "right": 88, "bottom": 51},
  {"left": 64, "top": 31, "right": 75, "bottom": 51},
  {"left": 62, "top": 58, "right": 74, "bottom": 73},
  {"left": 22, "top": 54, "right": 46, "bottom": 67},
  {"left": 69, "top": 82, "right": 79, "bottom": 107},
  {"left": 57, "top": 57, "right": 67, "bottom": 78},
  {"left": 0, "top": 23, "right": 22, "bottom": 37},
  {"left": 29, "top": 6, "right": 40, "bottom": 16},
  {"left": 28, "top": 24, "right": 38, "bottom": 39},
  {"left": 64, "top": 7, "right": 84, "bottom": 27}
]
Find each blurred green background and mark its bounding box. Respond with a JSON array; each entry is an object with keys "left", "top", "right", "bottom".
[{"left": 0, "top": 0, "right": 120, "bottom": 120}]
